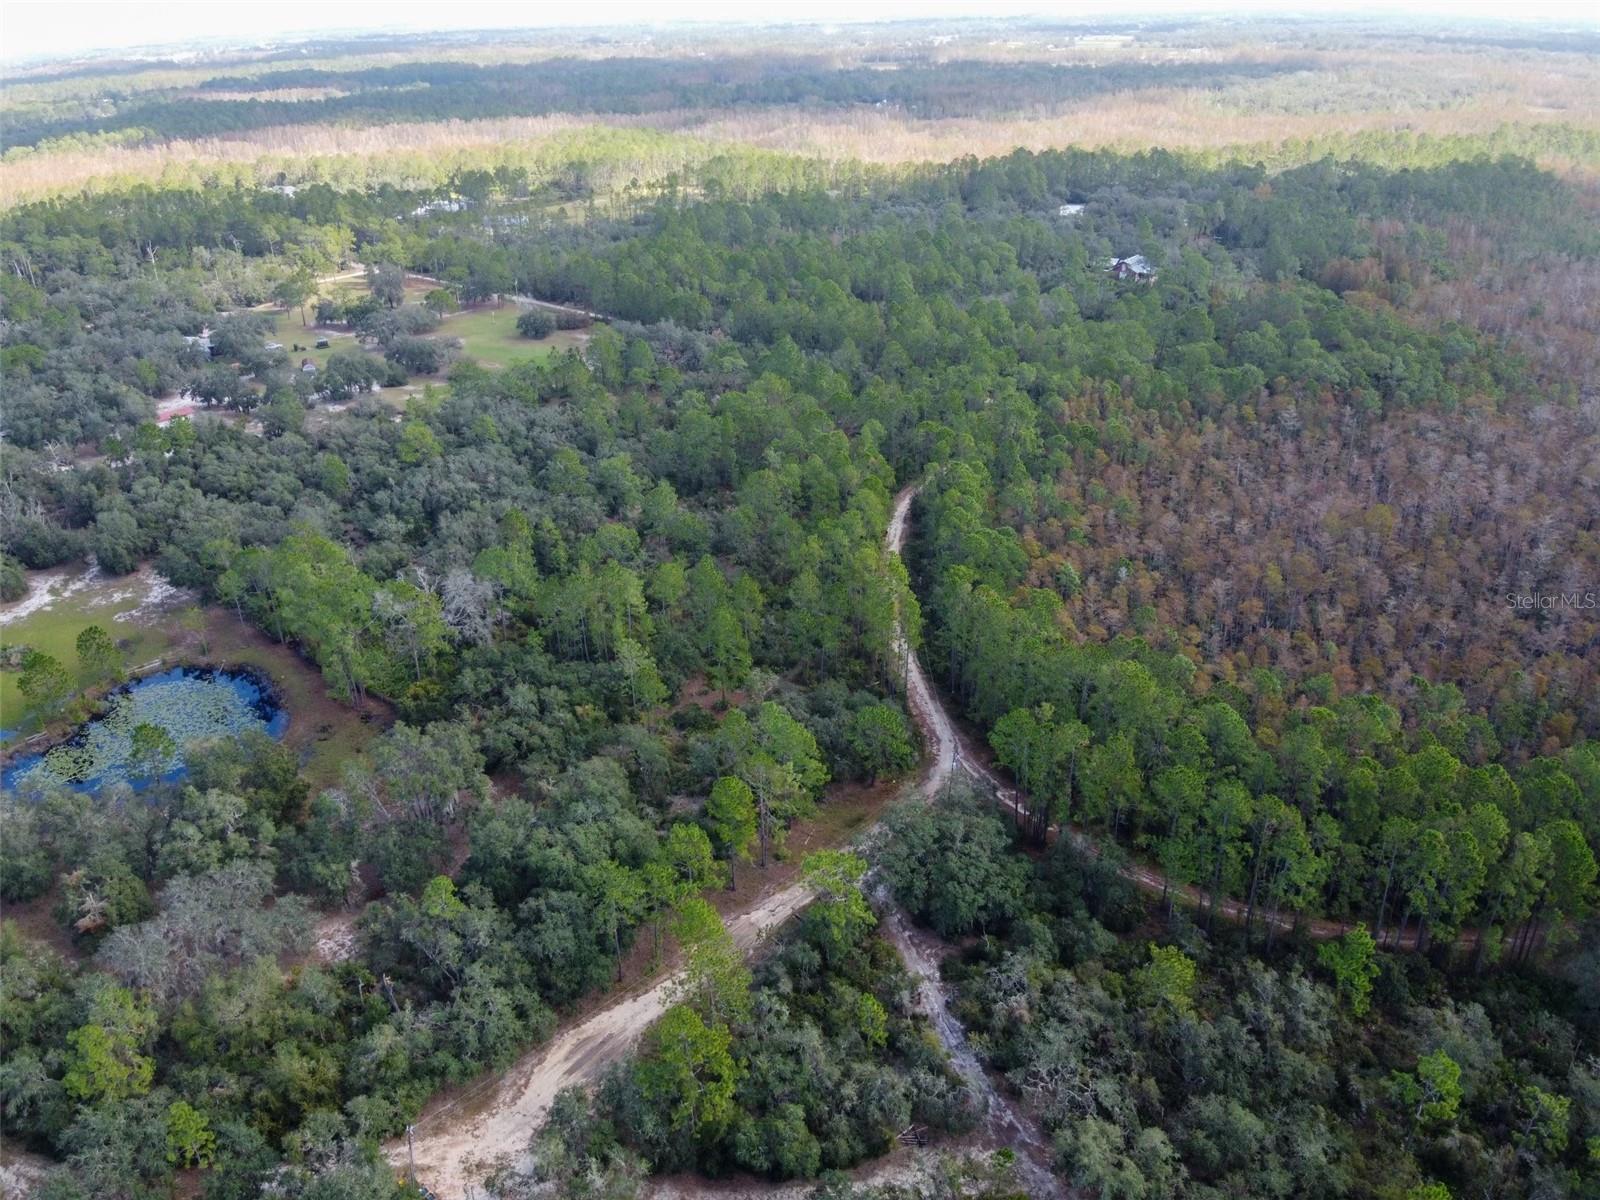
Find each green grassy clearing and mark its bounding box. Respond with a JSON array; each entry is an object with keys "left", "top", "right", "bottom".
[
  {"left": 262, "top": 277, "right": 391, "bottom": 369},
  {"left": 265, "top": 282, "right": 586, "bottom": 377},
  {"left": 1, "top": 567, "right": 169, "bottom": 723},
  {"left": 432, "top": 304, "right": 589, "bottom": 368},
  {"left": 265, "top": 307, "right": 352, "bottom": 369},
  {"left": 1, "top": 566, "right": 384, "bottom": 787}
]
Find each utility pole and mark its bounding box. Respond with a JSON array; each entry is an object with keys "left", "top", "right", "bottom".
[{"left": 406, "top": 1124, "right": 415, "bottom": 1183}]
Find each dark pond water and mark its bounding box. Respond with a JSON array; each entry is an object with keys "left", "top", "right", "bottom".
[{"left": 2, "top": 665, "right": 287, "bottom": 794}]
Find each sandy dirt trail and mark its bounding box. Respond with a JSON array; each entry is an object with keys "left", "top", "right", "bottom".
[
  {"left": 878, "top": 901, "right": 1064, "bottom": 1199},
  {"left": 895, "top": 490, "right": 1490, "bottom": 954},
  {"left": 884, "top": 489, "right": 1064, "bottom": 1197},
  {"left": 389, "top": 486, "right": 1010, "bottom": 1197},
  {"left": 388, "top": 882, "right": 818, "bottom": 1195},
  {"left": 0, "top": 1141, "right": 56, "bottom": 1199},
  {"left": 887, "top": 486, "right": 956, "bottom": 796}
]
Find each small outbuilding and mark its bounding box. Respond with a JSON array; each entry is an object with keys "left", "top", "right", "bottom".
[
  {"left": 410, "top": 198, "right": 467, "bottom": 218},
  {"left": 156, "top": 395, "right": 197, "bottom": 426},
  {"left": 1108, "top": 255, "right": 1157, "bottom": 282}
]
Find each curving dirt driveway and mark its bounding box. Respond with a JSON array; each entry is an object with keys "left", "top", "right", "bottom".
[
  {"left": 387, "top": 883, "right": 817, "bottom": 1195},
  {"left": 892, "top": 488, "right": 1484, "bottom": 954},
  {"left": 388, "top": 485, "right": 1051, "bottom": 1197},
  {"left": 389, "top": 482, "right": 1483, "bottom": 1197}
]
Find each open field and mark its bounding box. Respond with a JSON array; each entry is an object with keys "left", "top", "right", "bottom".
[
  {"left": 264, "top": 308, "right": 353, "bottom": 368},
  {"left": 435, "top": 303, "right": 590, "bottom": 368},
  {"left": 258, "top": 283, "right": 588, "bottom": 374},
  {"left": 1, "top": 563, "right": 386, "bottom": 786},
  {"left": 1, "top": 565, "right": 181, "bottom": 723},
  {"left": 258, "top": 274, "right": 385, "bottom": 368}
]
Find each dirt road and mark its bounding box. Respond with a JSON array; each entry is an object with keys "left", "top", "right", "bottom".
[
  {"left": 640, "top": 487, "right": 1062, "bottom": 1197},
  {"left": 380, "top": 479, "right": 1469, "bottom": 1196},
  {"left": 878, "top": 900, "right": 1062, "bottom": 1198},
  {"left": 888, "top": 486, "right": 956, "bottom": 797},
  {"left": 387, "top": 486, "right": 1016, "bottom": 1196},
  {"left": 388, "top": 883, "right": 816, "bottom": 1195},
  {"left": 882, "top": 488, "right": 1066, "bottom": 1196},
  {"left": 0, "top": 1140, "right": 55, "bottom": 1199},
  {"left": 892, "top": 490, "right": 1477, "bottom": 953}
]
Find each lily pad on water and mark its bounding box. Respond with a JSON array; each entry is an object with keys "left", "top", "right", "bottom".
[{"left": 2, "top": 666, "right": 286, "bottom": 794}]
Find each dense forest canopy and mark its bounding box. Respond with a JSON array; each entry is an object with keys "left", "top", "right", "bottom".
[
  {"left": 875, "top": 790, "right": 1600, "bottom": 1200},
  {"left": 1, "top": 24, "right": 1598, "bottom": 1200}
]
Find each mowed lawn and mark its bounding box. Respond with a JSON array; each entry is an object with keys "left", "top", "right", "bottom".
[
  {"left": 434, "top": 304, "right": 590, "bottom": 368},
  {"left": 260, "top": 277, "right": 396, "bottom": 369},
  {"left": 264, "top": 308, "right": 352, "bottom": 369}
]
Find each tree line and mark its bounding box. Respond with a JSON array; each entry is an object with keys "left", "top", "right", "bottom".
[{"left": 3, "top": 140, "right": 1598, "bottom": 1198}]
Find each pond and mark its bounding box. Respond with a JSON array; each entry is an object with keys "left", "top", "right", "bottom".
[{"left": 2, "top": 665, "right": 287, "bottom": 794}]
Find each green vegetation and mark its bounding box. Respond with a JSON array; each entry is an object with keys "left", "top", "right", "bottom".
[
  {"left": 515, "top": 306, "right": 555, "bottom": 340},
  {"left": 1, "top": 20, "right": 1597, "bottom": 1200},
  {"left": 1, "top": 580, "right": 375, "bottom": 784},
  {"left": 521, "top": 853, "right": 977, "bottom": 1189},
  {"left": 440, "top": 303, "right": 587, "bottom": 368},
  {"left": 880, "top": 791, "right": 1600, "bottom": 1199},
  {"left": 1, "top": 573, "right": 165, "bottom": 723}
]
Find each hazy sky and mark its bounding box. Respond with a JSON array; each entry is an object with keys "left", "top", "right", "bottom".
[{"left": 2, "top": 0, "right": 1596, "bottom": 63}]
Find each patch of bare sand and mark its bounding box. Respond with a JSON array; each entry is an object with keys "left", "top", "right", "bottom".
[{"left": 388, "top": 881, "right": 815, "bottom": 1195}]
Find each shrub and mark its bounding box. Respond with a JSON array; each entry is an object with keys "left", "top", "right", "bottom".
[{"left": 516, "top": 309, "right": 556, "bottom": 340}]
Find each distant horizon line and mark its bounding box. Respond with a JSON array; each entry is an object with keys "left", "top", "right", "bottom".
[{"left": 6, "top": 7, "right": 1598, "bottom": 71}]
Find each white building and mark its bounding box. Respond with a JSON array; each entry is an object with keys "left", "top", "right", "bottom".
[
  {"left": 410, "top": 199, "right": 467, "bottom": 218},
  {"left": 1108, "top": 255, "right": 1157, "bottom": 282}
]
